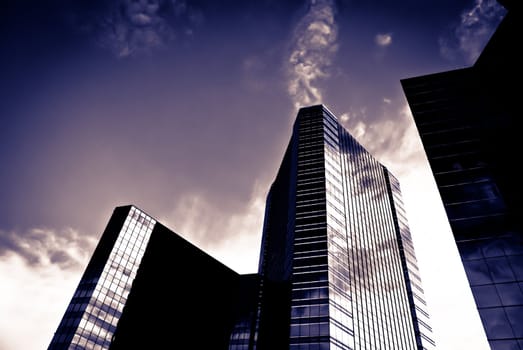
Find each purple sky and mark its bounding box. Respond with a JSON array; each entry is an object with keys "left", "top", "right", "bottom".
[{"left": 0, "top": 0, "right": 506, "bottom": 349}]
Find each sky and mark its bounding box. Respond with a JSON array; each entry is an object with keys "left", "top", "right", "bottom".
[{"left": 0, "top": 0, "right": 507, "bottom": 349}]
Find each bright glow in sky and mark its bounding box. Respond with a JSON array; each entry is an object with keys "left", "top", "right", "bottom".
[{"left": 0, "top": 0, "right": 507, "bottom": 349}]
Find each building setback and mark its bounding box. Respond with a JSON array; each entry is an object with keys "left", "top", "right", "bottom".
[
  {"left": 49, "top": 105, "right": 435, "bottom": 350},
  {"left": 401, "top": 1, "right": 522, "bottom": 349}
]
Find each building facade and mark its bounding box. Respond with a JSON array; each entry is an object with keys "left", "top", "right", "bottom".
[
  {"left": 48, "top": 205, "right": 254, "bottom": 350},
  {"left": 255, "top": 105, "right": 435, "bottom": 350},
  {"left": 401, "top": 2, "right": 522, "bottom": 349}
]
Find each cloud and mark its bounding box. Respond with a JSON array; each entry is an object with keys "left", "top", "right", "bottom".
[
  {"left": 0, "top": 227, "right": 95, "bottom": 270},
  {"left": 375, "top": 33, "right": 392, "bottom": 47},
  {"left": 338, "top": 106, "right": 367, "bottom": 139},
  {"left": 205, "top": 182, "right": 267, "bottom": 273},
  {"left": 92, "top": 0, "right": 203, "bottom": 58},
  {"left": 339, "top": 103, "right": 424, "bottom": 178},
  {"left": 287, "top": 0, "right": 338, "bottom": 110},
  {"left": 0, "top": 254, "right": 84, "bottom": 350},
  {"left": 439, "top": 0, "right": 506, "bottom": 64},
  {"left": 160, "top": 181, "right": 267, "bottom": 273},
  {"left": 339, "top": 112, "right": 349, "bottom": 122}
]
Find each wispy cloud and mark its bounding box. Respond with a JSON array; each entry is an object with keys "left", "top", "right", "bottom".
[
  {"left": 287, "top": 0, "right": 338, "bottom": 110},
  {"left": 205, "top": 182, "right": 267, "bottom": 273},
  {"left": 162, "top": 182, "right": 267, "bottom": 273},
  {"left": 94, "top": 0, "right": 203, "bottom": 58},
  {"left": 439, "top": 0, "right": 505, "bottom": 64},
  {"left": 375, "top": 33, "right": 392, "bottom": 47},
  {"left": 339, "top": 103, "right": 424, "bottom": 178},
  {"left": 339, "top": 107, "right": 368, "bottom": 140},
  {"left": 0, "top": 227, "right": 95, "bottom": 270}
]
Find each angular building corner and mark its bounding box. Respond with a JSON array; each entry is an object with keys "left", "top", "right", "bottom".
[
  {"left": 401, "top": 1, "right": 523, "bottom": 349},
  {"left": 48, "top": 205, "right": 258, "bottom": 350},
  {"left": 49, "top": 105, "right": 436, "bottom": 350}
]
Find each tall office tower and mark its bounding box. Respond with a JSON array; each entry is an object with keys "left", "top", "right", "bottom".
[
  {"left": 401, "top": 2, "right": 522, "bottom": 349},
  {"left": 48, "top": 205, "right": 255, "bottom": 350},
  {"left": 255, "top": 105, "right": 435, "bottom": 350}
]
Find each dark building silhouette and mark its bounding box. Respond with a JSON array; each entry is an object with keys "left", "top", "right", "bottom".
[
  {"left": 49, "top": 105, "right": 435, "bottom": 350},
  {"left": 255, "top": 105, "right": 435, "bottom": 350},
  {"left": 48, "top": 205, "right": 257, "bottom": 350},
  {"left": 401, "top": 2, "right": 522, "bottom": 349}
]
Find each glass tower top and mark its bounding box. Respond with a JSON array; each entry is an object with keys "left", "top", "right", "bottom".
[{"left": 256, "top": 105, "right": 435, "bottom": 350}]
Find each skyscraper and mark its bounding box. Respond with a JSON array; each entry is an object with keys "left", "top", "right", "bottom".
[
  {"left": 49, "top": 105, "right": 435, "bottom": 350},
  {"left": 401, "top": 2, "right": 522, "bottom": 349},
  {"left": 255, "top": 105, "right": 435, "bottom": 350},
  {"left": 48, "top": 205, "right": 256, "bottom": 350}
]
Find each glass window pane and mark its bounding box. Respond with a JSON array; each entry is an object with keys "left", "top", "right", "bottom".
[
  {"left": 489, "top": 339, "right": 519, "bottom": 350},
  {"left": 300, "top": 324, "right": 309, "bottom": 337},
  {"left": 486, "top": 257, "right": 515, "bottom": 283},
  {"left": 320, "top": 323, "right": 329, "bottom": 336},
  {"left": 310, "top": 323, "right": 319, "bottom": 337},
  {"left": 508, "top": 255, "right": 523, "bottom": 280},
  {"left": 479, "top": 308, "right": 514, "bottom": 339},
  {"left": 496, "top": 283, "right": 523, "bottom": 306},
  {"left": 290, "top": 325, "right": 299, "bottom": 337},
  {"left": 505, "top": 306, "right": 523, "bottom": 338},
  {"left": 458, "top": 240, "right": 483, "bottom": 260},
  {"left": 463, "top": 259, "right": 492, "bottom": 285},
  {"left": 503, "top": 236, "right": 523, "bottom": 256},
  {"left": 471, "top": 285, "right": 501, "bottom": 307},
  {"left": 481, "top": 239, "right": 505, "bottom": 258}
]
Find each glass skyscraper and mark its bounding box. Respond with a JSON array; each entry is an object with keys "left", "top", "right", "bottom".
[
  {"left": 401, "top": 2, "right": 522, "bottom": 349},
  {"left": 49, "top": 105, "right": 436, "bottom": 350},
  {"left": 255, "top": 105, "right": 435, "bottom": 350}
]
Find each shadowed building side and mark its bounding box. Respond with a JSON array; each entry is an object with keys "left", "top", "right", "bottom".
[
  {"left": 254, "top": 133, "right": 298, "bottom": 349},
  {"left": 109, "top": 221, "right": 245, "bottom": 349}
]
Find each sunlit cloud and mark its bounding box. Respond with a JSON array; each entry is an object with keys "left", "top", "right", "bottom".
[
  {"left": 439, "top": 0, "right": 505, "bottom": 64},
  {"left": 0, "top": 228, "right": 93, "bottom": 349},
  {"left": 0, "top": 227, "right": 95, "bottom": 270},
  {"left": 206, "top": 182, "right": 267, "bottom": 273},
  {"left": 162, "top": 192, "right": 226, "bottom": 244},
  {"left": 287, "top": 0, "right": 338, "bottom": 110},
  {"left": 161, "top": 181, "right": 268, "bottom": 273},
  {"left": 338, "top": 106, "right": 368, "bottom": 140},
  {"left": 339, "top": 103, "right": 422, "bottom": 178},
  {"left": 383, "top": 97, "right": 392, "bottom": 104},
  {"left": 0, "top": 254, "right": 84, "bottom": 350},
  {"left": 375, "top": 33, "right": 392, "bottom": 47}
]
